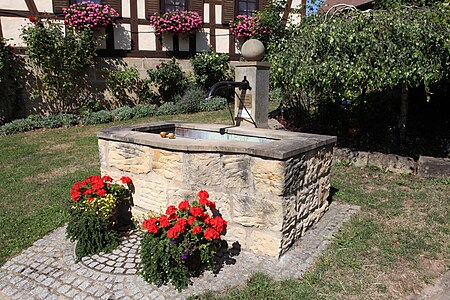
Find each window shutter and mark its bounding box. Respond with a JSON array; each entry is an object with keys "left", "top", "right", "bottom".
[
  {"left": 190, "top": 0, "right": 203, "bottom": 18},
  {"left": 222, "top": 0, "right": 235, "bottom": 24},
  {"left": 106, "top": 0, "right": 122, "bottom": 16},
  {"left": 146, "top": 0, "right": 160, "bottom": 18},
  {"left": 53, "top": 0, "right": 69, "bottom": 14}
]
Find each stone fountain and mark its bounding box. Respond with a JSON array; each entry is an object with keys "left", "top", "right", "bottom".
[{"left": 97, "top": 40, "right": 336, "bottom": 258}]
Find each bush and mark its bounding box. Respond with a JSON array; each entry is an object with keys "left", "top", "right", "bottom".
[
  {"left": 107, "top": 67, "right": 140, "bottom": 103},
  {"left": 132, "top": 104, "right": 158, "bottom": 119},
  {"left": 21, "top": 18, "right": 99, "bottom": 113},
  {"left": 0, "top": 118, "right": 39, "bottom": 135},
  {"left": 147, "top": 59, "right": 189, "bottom": 103},
  {"left": 156, "top": 102, "right": 181, "bottom": 116},
  {"left": 81, "top": 110, "right": 113, "bottom": 125},
  {"left": 190, "top": 52, "right": 231, "bottom": 90},
  {"left": 176, "top": 87, "right": 205, "bottom": 114},
  {"left": 111, "top": 106, "right": 134, "bottom": 121},
  {"left": 199, "top": 97, "right": 227, "bottom": 112}
]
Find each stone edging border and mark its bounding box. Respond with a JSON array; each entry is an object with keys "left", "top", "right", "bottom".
[{"left": 333, "top": 147, "right": 450, "bottom": 178}]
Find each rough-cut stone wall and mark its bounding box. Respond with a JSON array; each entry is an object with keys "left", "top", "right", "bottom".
[{"left": 98, "top": 139, "right": 333, "bottom": 257}]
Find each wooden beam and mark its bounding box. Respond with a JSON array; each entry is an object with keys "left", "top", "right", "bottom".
[{"left": 24, "top": 0, "right": 38, "bottom": 15}]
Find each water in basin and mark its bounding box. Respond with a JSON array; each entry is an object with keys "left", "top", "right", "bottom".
[{"left": 174, "top": 128, "right": 276, "bottom": 143}]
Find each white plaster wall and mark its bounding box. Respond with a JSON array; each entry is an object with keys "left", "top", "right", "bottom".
[
  {"left": 114, "top": 24, "right": 131, "bottom": 50},
  {"left": 196, "top": 28, "right": 210, "bottom": 52},
  {"left": 138, "top": 25, "right": 156, "bottom": 51},
  {"left": 291, "top": 0, "right": 303, "bottom": 8},
  {"left": 35, "top": 0, "right": 53, "bottom": 13},
  {"left": 203, "top": 3, "right": 210, "bottom": 23},
  {"left": 122, "top": 0, "right": 131, "bottom": 18},
  {"left": 137, "top": 0, "right": 146, "bottom": 19},
  {"left": 215, "top": 5, "right": 222, "bottom": 25},
  {"left": 215, "top": 28, "right": 229, "bottom": 53},
  {"left": 0, "top": 17, "right": 28, "bottom": 47},
  {"left": 0, "top": 0, "right": 28, "bottom": 11}
]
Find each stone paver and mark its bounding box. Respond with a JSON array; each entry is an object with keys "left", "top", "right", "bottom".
[{"left": 0, "top": 202, "right": 359, "bottom": 299}]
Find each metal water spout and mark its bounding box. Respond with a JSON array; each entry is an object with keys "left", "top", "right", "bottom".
[{"left": 205, "top": 77, "right": 251, "bottom": 100}]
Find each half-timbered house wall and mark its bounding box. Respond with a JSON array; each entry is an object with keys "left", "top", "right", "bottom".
[{"left": 0, "top": 0, "right": 304, "bottom": 58}]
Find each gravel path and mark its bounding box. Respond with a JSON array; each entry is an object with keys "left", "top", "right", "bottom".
[{"left": 0, "top": 202, "right": 359, "bottom": 299}]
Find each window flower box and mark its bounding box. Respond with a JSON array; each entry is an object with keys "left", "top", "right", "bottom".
[{"left": 149, "top": 10, "right": 203, "bottom": 36}]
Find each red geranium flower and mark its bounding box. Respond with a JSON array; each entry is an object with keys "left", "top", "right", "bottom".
[
  {"left": 210, "top": 216, "right": 227, "bottom": 233},
  {"left": 178, "top": 200, "right": 190, "bottom": 211},
  {"left": 159, "top": 215, "right": 171, "bottom": 228},
  {"left": 120, "top": 176, "right": 132, "bottom": 184},
  {"left": 167, "top": 227, "right": 179, "bottom": 238},
  {"left": 192, "top": 225, "right": 202, "bottom": 235},
  {"left": 97, "top": 189, "right": 106, "bottom": 197},
  {"left": 189, "top": 206, "right": 203, "bottom": 217},
  {"left": 204, "top": 228, "right": 220, "bottom": 240},
  {"left": 198, "top": 190, "right": 209, "bottom": 202},
  {"left": 101, "top": 175, "right": 113, "bottom": 182},
  {"left": 29, "top": 16, "right": 35, "bottom": 22},
  {"left": 166, "top": 205, "right": 177, "bottom": 215},
  {"left": 187, "top": 216, "right": 196, "bottom": 226}
]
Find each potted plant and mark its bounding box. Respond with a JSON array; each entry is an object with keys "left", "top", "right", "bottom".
[
  {"left": 66, "top": 175, "right": 133, "bottom": 260},
  {"left": 149, "top": 10, "right": 203, "bottom": 36},
  {"left": 140, "top": 190, "right": 227, "bottom": 291},
  {"left": 229, "top": 15, "right": 271, "bottom": 47},
  {"left": 63, "top": 2, "right": 120, "bottom": 32}
]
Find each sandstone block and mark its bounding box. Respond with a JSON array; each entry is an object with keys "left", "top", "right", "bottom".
[
  {"left": 185, "top": 153, "right": 222, "bottom": 186},
  {"left": 107, "top": 142, "right": 152, "bottom": 174},
  {"left": 152, "top": 150, "right": 183, "bottom": 181},
  {"left": 222, "top": 155, "right": 250, "bottom": 188},
  {"left": 284, "top": 156, "right": 306, "bottom": 196},
  {"left": 208, "top": 191, "right": 233, "bottom": 222},
  {"left": 132, "top": 175, "right": 167, "bottom": 213},
  {"left": 252, "top": 158, "right": 285, "bottom": 195},
  {"left": 223, "top": 224, "right": 247, "bottom": 248},
  {"left": 98, "top": 139, "right": 108, "bottom": 170},
  {"left": 233, "top": 194, "right": 283, "bottom": 231},
  {"left": 368, "top": 152, "right": 416, "bottom": 174},
  {"left": 248, "top": 230, "right": 281, "bottom": 257}
]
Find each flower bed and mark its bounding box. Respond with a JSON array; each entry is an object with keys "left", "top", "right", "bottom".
[
  {"left": 149, "top": 10, "right": 203, "bottom": 35},
  {"left": 63, "top": 2, "right": 119, "bottom": 31},
  {"left": 140, "top": 190, "right": 227, "bottom": 290},
  {"left": 66, "top": 175, "right": 133, "bottom": 260}
]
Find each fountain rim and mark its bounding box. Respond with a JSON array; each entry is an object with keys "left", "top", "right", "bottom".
[{"left": 97, "top": 121, "right": 337, "bottom": 160}]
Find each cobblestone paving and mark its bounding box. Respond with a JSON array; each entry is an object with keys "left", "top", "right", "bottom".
[{"left": 0, "top": 202, "right": 359, "bottom": 300}]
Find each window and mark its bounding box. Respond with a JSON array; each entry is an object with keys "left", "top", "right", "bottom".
[
  {"left": 237, "top": 0, "right": 258, "bottom": 16},
  {"left": 163, "top": 0, "right": 187, "bottom": 12}
]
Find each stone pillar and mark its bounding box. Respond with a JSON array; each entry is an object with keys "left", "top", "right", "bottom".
[{"left": 234, "top": 61, "right": 270, "bottom": 128}]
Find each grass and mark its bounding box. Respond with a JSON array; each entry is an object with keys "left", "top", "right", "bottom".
[
  {"left": 0, "top": 109, "right": 231, "bottom": 266},
  {"left": 1, "top": 109, "right": 448, "bottom": 299}
]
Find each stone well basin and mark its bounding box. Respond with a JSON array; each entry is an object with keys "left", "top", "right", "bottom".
[{"left": 97, "top": 122, "right": 337, "bottom": 257}]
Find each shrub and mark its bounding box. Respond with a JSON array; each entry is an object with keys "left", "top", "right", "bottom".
[
  {"left": 21, "top": 18, "right": 99, "bottom": 113},
  {"left": 199, "top": 97, "right": 227, "bottom": 112},
  {"left": 81, "top": 110, "right": 113, "bottom": 125},
  {"left": 147, "top": 59, "right": 189, "bottom": 103},
  {"left": 176, "top": 86, "right": 204, "bottom": 114},
  {"left": 190, "top": 52, "right": 231, "bottom": 90},
  {"left": 0, "top": 118, "right": 39, "bottom": 135},
  {"left": 107, "top": 67, "right": 141, "bottom": 103},
  {"left": 156, "top": 102, "right": 181, "bottom": 116},
  {"left": 111, "top": 106, "right": 134, "bottom": 121},
  {"left": 132, "top": 104, "right": 157, "bottom": 119},
  {"left": 140, "top": 191, "right": 227, "bottom": 291}
]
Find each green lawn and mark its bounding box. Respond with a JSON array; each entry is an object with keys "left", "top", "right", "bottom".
[{"left": 1, "top": 109, "right": 448, "bottom": 299}]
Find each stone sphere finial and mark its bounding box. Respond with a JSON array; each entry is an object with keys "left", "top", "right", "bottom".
[{"left": 241, "top": 39, "right": 265, "bottom": 61}]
